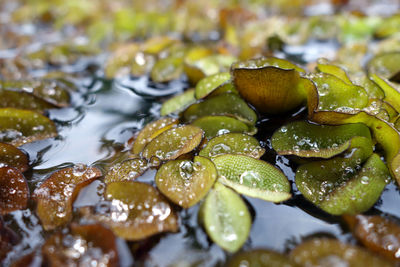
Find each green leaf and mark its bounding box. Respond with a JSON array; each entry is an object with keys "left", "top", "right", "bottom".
[
  {"left": 104, "top": 158, "right": 148, "bottom": 184},
  {"left": 271, "top": 120, "right": 371, "bottom": 159},
  {"left": 155, "top": 156, "right": 217, "bottom": 208},
  {"left": 200, "top": 182, "right": 251, "bottom": 253},
  {"left": 182, "top": 93, "right": 257, "bottom": 126},
  {"left": 0, "top": 108, "right": 57, "bottom": 146},
  {"left": 0, "top": 142, "right": 29, "bottom": 172},
  {"left": 132, "top": 117, "right": 178, "bottom": 155},
  {"left": 160, "top": 89, "right": 196, "bottom": 116},
  {"left": 142, "top": 125, "right": 203, "bottom": 161},
  {"left": 370, "top": 74, "right": 400, "bottom": 113},
  {"left": 368, "top": 52, "right": 400, "bottom": 82},
  {"left": 191, "top": 115, "right": 252, "bottom": 139},
  {"left": 199, "top": 133, "right": 264, "bottom": 159},
  {"left": 309, "top": 72, "right": 369, "bottom": 112},
  {"left": 213, "top": 155, "right": 291, "bottom": 202},
  {"left": 195, "top": 72, "right": 231, "bottom": 99},
  {"left": 227, "top": 249, "right": 298, "bottom": 267},
  {"left": 34, "top": 165, "right": 102, "bottom": 230},
  {"left": 231, "top": 57, "right": 307, "bottom": 114},
  {"left": 290, "top": 238, "right": 393, "bottom": 267},
  {"left": 81, "top": 181, "right": 178, "bottom": 241},
  {"left": 0, "top": 167, "right": 28, "bottom": 215},
  {"left": 316, "top": 59, "right": 352, "bottom": 84},
  {"left": 206, "top": 81, "right": 239, "bottom": 98},
  {"left": 150, "top": 55, "right": 184, "bottom": 83},
  {"left": 0, "top": 88, "right": 57, "bottom": 111}
]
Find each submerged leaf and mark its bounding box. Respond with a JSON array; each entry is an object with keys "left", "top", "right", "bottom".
[
  {"left": 132, "top": 117, "right": 178, "bottom": 155},
  {"left": 42, "top": 223, "right": 119, "bottom": 267},
  {"left": 200, "top": 182, "right": 251, "bottom": 253},
  {"left": 343, "top": 214, "right": 400, "bottom": 262},
  {"left": 104, "top": 158, "right": 148, "bottom": 184},
  {"left": 142, "top": 125, "right": 203, "bottom": 161},
  {"left": 232, "top": 57, "right": 307, "bottom": 114},
  {"left": 195, "top": 72, "right": 231, "bottom": 99},
  {"left": 0, "top": 108, "right": 57, "bottom": 146},
  {"left": 272, "top": 121, "right": 371, "bottom": 158},
  {"left": 160, "top": 89, "right": 196, "bottom": 116},
  {"left": 0, "top": 167, "right": 28, "bottom": 215},
  {"left": 199, "top": 133, "right": 264, "bottom": 159},
  {"left": 0, "top": 142, "right": 29, "bottom": 172},
  {"left": 290, "top": 238, "right": 393, "bottom": 267},
  {"left": 34, "top": 165, "right": 102, "bottom": 230},
  {"left": 227, "top": 249, "right": 298, "bottom": 267},
  {"left": 191, "top": 115, "right": 252, "bottom": 139},
  {"left": 81, "top": 181, "right": 178, "bottom": 241},
  {"left": 213, "top": 155, "right": 291, "bottom": 202},
  {"left": 155, "top": 156, "right": 217, "bottom": 208},
  {"left": 182, "top": 93, "right": 257, "bottom": 125}
]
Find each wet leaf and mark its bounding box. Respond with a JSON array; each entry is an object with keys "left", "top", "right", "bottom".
[
  {"left": 0, "top": 167, "right": 29, "bottom": 215},
  {"left": 195, "top": 72, "right": 231, "bottom": 99},
  {"left": 0, "top": 108, "right": 57, "bottom": 147},
  {"left": 0, "top": 142, "right": 29, "bottom": 172},
  {"left": 150, "top": 55, "right": 184, "bottom": 83},
  {"left": 316, "top": 59, "right": 352, "bottom": 84},
  {"left": 296, "top": 148, "right": 389, "bottom": 215},
  {"left": 206, "top": 81, "right": 239, "bottom": 98},
  {"left": 199, "top": 133, "right": 264, "bottom": 159},
  {"left": 34, "top": 165, "right": 102, "bottom": 230},
  {"left": 370, "top": 74, "right": 400, "bottom": 113},
  {"left": 290, "top": 238, "right": 393, "bottom": 267},
  {"left": 132, "top": 117, "right": 178, "bottom": 155},
  {"left": 131, "top": 52, "right": 156, "bottom": 76},
  {"left": 310, "top": 72, "right": 369, "bottom": 112},
  {"left": 368, "top": 52, "right": 400, "bottom": 82},
  {"left": 182, "top": 93, "right": 257, "bottom": 125},
  {"left": 142, "top": 125, "right": 203, "bottom": 161},
  {"left": 191, "top": 115, "right": 252, "bottom": 139},
  {"left": 155, "top": 156, "right": 217, "bottom": 208},
  {"left": 213, "top": 155, "right": 291, "bottom": 202},
  {"left": 104, "top": 158, "right": 148, "bottom": 184},
  {"left": 271, "top": 121, "right": 371, "bottom": 159},
  {"left": 200, "top": 182, "right": 251, "bottom": 253},
  {"left": 343, "top": 214, "right": 400, "bottom": 262},
  {"left": 42, "top": 223, "right": 119, "bottom": 267},
  {"left": 232, "top": 57, "right": 307, "bottom": 114},
  {"left": 0, "top": 88, "right": 57, "bottom": 111},
  {"left": 1, "top": 80, "right": 71, "bottom": 107},
  {"left": 227, "top": 249, "right": 298, "bottom": 267},
  {"left": 105, "top": 43, "right": 139, "bottom": 78},
  {"left": 160, "top": 89, "right": 196, "bottom": 116},
  {"left": 81, "top": 181, "right": 178, "bottom": 241}
]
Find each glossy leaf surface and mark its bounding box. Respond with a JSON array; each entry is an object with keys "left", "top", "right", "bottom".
[
  {"left": 104, "top": 158, "right": 148, "bottom": 184},
  {"left": 156, "top": 156, "right": 217, "bottom": 208},
  {"left": 0, "top": 167, "right": 28, "bottom": 215},
  {"left": 195, "top": 72, "right": 231, "bottom": 99},
  {"left": 160, "top": 89, "right": 195, "bottom": 116},
  {"left": 0, "top": 143, "right": 29, "bottom": 172},
  {"left": 191, "top": 115, "right": 251, "bottom": 139}
]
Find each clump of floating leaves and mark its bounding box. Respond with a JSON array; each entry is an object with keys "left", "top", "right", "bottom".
[{"left": 1, "top": 0, "right": 400, "bottom": 266}]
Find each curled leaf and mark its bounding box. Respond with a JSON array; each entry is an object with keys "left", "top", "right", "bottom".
[
  {"left": 156, "top": 156, "right": 217, "bottom": 208},
  {"left": 0, "top": 167, "right": 29, "bottom": 215},
  {"left": 343, "top": 214, "right": 400, "bottom": 262},
  {"left": 0, "top": 142, "right": 29, "bottom": 172},
  {"left": 200, "top": 182, "right": 251, "bottom": 253},
  {"left": 191, "top": 115, "right": 252, "bottom": 139},
  {"left": 213, "top": 154, "right": 291, "bottom": 202},
  {"left": 231, "top": 57, "right": 307, "bottom": 114},
  {"left": 132, "top": 117, "right": 178, "bottom": 155},
  {"left": 0, "top": 108, "right": 57, "bottom": 146},
  {"left": 370, "top": 74, "right": 400, "bottom": 113},
  {"left": 182, "top": 93, "right": 257, "bottom": 125},
  {"left": 272, "top": 121, "right": 371, "bottom": 159},
  {"left": 199, "top": 133, "right": 264, "bottom": 159},
  {"left": 142, "top": 125, "right": 203, "bottom": 161},
  {"left": 160, "top": 89, "right": 195, "bottom": 116},
  {"left": 81, "top": 181, "right": 178, "bottom": 240},
  {"left": 104, "top": 157, "right": 148, "bottom": 184},
  {"left": 290, "top": 238, "right": 393, "bottom": 267},
  {"left": 42, "top": 223, "right": 119, "bottom": 267},
  {"left": 195, "top": 72, "right": 231, "bottom": 99},
  {"left": 34, "top": 165, "right": 102, "bottom": 230},
  {"left": 368, "top": 52, "right": 400, "bottom": 82},
  {"left": 227, "top": 249, "right": 298, "bottom": 267}
]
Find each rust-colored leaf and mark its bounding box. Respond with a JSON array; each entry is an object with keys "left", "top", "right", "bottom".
[{"left": 0, "top": 167, "right": 28, "bottom": 215}]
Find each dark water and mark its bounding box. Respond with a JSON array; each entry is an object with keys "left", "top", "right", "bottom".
[{"left": 3, "top": 40, "right": 400, "bottom": 266}]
